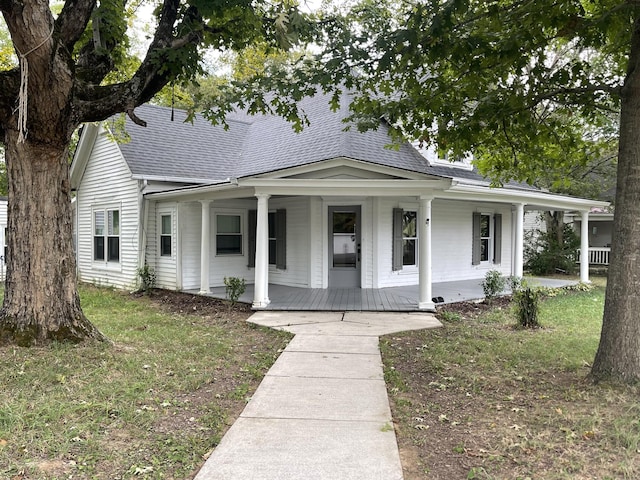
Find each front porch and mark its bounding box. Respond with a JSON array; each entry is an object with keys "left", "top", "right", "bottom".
[{"left": 206, "top": 277, "right": 578, "bottom": 311}]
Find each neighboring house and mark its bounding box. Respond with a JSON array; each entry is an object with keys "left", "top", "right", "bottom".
[
  {"left": 70, "top": 92, "right": 607, "bottom": 310},
  {"left": 567, "top": 208, "right": 614, "bottom": 266}
]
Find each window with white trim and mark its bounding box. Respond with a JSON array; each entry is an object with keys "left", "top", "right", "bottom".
[
  {"left": 216, "top": 214, "right": 242, "bottom": 255},
  {"left": 472, "top": 212, "right": 502, "bottom": 265},
  {"left": 479, "top": 214, "right": 491, "bottom": 262},
  {"left": 402, "top": 211, "right": 418, "bottom": 266},
  {"left": 94, "top": 208, "right": 120, "bottom": 262},
  {"left": 160, "top": 214, "right": 172, "bottom": 257}
]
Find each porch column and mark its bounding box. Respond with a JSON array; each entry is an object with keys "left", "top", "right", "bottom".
[
  {"left": 418, "top": 196, "right": 435, "bottom": 311},
  {"left": 199, "top": 200, "right": 212, "bottom": 295},
  {"left": 580, "top": 210, "right": 590, "bottom": 283},
  {"left": 514, "top": 203, "right": 525, "bottom": 278},
  {"left": 253, "top": 193, "right": 271, "bottom": 308}
]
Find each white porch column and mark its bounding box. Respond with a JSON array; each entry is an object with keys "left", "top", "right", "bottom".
[
  {"left": 418, "top": 196, "right": 435, "bottom": 311},
  {"left": 198, "top": 200, "right": 212, "bottom": 295},
  {"left": 580, "top": 210, "right": 590, "bottom": 283},
  {"left": 514, "top": 203, "right": 525, "bottom": 278},
  {"left": 253, "top": 194, "right": 271, "bottom": 308}
]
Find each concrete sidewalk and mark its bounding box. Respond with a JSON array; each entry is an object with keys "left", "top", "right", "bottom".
[{"left": 194, "top": 312, "right": 441, "bottom": 480}]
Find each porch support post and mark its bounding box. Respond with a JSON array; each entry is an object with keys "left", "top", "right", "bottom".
[
  {"left": 514, "top": 203, "right": 525, "bottom": 278},
  {"left": 198, "top": 200, "right": 212, "bottom": 295},
  {"left": 253, "top": 193, "right": 271, "bottom": 308},
  {"left": 418, "top": 196, "right": 435, "bottom": 311},
  {"left": 580, "top": 210, "right": 590, "bottom": 283}
]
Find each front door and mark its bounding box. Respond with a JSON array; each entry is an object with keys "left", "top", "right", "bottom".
[{"left": 328, "top": 206, "right": 361, "bottom": 287}]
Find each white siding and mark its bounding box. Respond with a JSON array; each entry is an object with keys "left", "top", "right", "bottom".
[
  {"left": 75, "top": 129, "right": 141, "bottom": 289},
  {"left": 375, "top": 198, "right": 514, "bottom": 287},
  {"left": 267, "top": 197, "right": 310, "bottom": 287},
  {"left": 179, "top": 202, "right": 202, "bottom": 290},
  {"left": 152, "top": 202, "right": 178, "bottom": 289}
]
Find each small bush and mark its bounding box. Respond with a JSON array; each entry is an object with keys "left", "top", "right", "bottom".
[
  {"left": 513, "top": 287, "right": 541, "bottom": 328},
  {"left": 137, "top": 265, "right": 156, "bottom": 294},
  {"left": 481, "top": 270, "right": 506, "bottom": 303},
  {"left": 224, "top": 276, "right": 246, "bottom": 306},
  {"left": 525, "top": 223, "right": 580, "bottom": 275}
]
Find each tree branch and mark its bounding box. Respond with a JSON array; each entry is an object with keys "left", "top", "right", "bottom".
[{"left": 55, "top": 0, "right": 97, "bottom": 51}]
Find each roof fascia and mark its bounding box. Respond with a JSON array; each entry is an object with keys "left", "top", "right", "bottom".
[
  {"left": 248, "top": 157, "right": 440, "bottom": 181},
  {"left": 131, "top": 174, "right": 221, "bottom": 184},
  {"left": 145, "top": 180, "right": 250, "bottom": 202},
  {"left": 70, "top": 123, "right": 100, "bottom": 189},
  {"left": 242, "top": 177, "right": 452, "bottom": 196},
  {"left": 443, "top": 183, "right": 609, "bottom": 210}
]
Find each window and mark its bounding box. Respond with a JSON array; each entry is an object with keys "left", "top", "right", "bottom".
[
  {"left": 472, "top": 212, "right": 502, "bottom": 265},
  {"left": 479, "top": 214, "right": 491, "bottom": 262},
  {"left": 392, "top": 208, "right": 418, "bottom": 271},
  {"left": 268, "top": 212, "right": 277, "bottom": 265},
  {"left": 94, "top": 208, "right": 120, "bottom": 262},
  {"left": 248, "top": 209, "right": 286, "bottom": 269},
  {"left": 160, "top": 214, "right": 172, "bottom": 257},
  {"left": 402, "top": 211, "right": 418, "bottom": 266},
  {"left": 216, "top": 214, "right": 242, "bottom": 255}
]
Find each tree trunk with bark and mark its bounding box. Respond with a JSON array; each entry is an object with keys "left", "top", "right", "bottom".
[
  {"left": 0, "top": 132, "right": 106, "bottom": 345},
  {"left": 0, "top": 0, "right": 106, "bottom": 345},
  {"left": 590, "top": 15, "right": 640, "bottom": 383}
]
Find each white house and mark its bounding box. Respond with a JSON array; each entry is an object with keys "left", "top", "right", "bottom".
[{"left": 70, "top": 92, "right": 607, "bottom": 310}]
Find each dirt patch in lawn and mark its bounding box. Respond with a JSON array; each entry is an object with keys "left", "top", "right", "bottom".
[{"left": 382, "top": 298, "right": 640, "bottom": 480}]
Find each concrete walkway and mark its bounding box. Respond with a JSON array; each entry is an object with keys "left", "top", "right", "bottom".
[{"left": 194, "top": 311, "right": 442, "bottom": 480}]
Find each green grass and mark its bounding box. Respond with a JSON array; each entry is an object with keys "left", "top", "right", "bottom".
[
  {"left": 382, "top": 278, "right": 640, "bottom": 480},
  {"left": 0, "top": 285, "right": 292, "bottom": 479}
]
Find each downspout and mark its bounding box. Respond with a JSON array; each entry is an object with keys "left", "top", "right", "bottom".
[{"left": 138, "top": 180, "right": 150, "bottom": 277}]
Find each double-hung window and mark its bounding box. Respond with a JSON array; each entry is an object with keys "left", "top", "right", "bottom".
[
  {"left": 94, "top": 208, "right": 120, "bottom": 262},
  {"left": 248, "top": 209, "right": 287, "bottom": 269},
  {"left": 392, "top": 208, "right": 418, "bottom": 271},
  {"left": 472, "top": 212, "right": 502, "bottom": 265},
  {"left": 160, "top": 214, "right": 172, "bottom": 257},
  {"left": 216, "top": 214, "right": 242, "bottom": 255}
]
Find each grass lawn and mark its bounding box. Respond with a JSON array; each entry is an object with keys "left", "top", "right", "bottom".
[
  {"left": 0, "top": 286, "right": 292, "bottom": 479},
  {"left": 381, "top": 277, "right": 640, "bottom": 479}
]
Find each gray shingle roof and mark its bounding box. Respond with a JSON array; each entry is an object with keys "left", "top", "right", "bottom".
[{"left": 114, "top": 93, "right": 536, "bottom": 190}]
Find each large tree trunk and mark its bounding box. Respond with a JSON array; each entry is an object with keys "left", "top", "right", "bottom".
[
  {"left": 0, "top": 0, "right": 105, "bottom": 346},
  {"left": 590, "top": 15, "right": 640, "bottom": 383},
  {"left": 0, "top": 132, "right": 106, "bottom": 346}
]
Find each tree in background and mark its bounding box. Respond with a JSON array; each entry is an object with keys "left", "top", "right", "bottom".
[{"left": 0, "top": 0, "right": 318, "bottom": 345}]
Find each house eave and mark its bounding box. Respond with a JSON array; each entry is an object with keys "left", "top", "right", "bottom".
[
  {"left": 131, "top": 174, "right": 221, "bottom": 184},
  {"left": 443, "top": 183, "right": 610, "bottom": 210}
]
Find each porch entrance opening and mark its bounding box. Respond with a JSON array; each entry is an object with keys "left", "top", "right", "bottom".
[{"left": 328, "top": 206, "right": 361, "bottom": 288}]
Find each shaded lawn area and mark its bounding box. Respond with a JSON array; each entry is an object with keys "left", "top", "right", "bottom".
[
  {"left": 0, "top": 286, "right": 292, "bottom": 479},
  {"left": 382, "top": 278, "right": 640, "bottom": 480}
]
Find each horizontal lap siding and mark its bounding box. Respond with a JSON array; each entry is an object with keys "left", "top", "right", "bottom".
[
  {"left": 76, "top": 130, "right": 140, "bottom": 289},
  {"left": 153, "top": 202, "right": 178, "bottom": 290},
  {"left": 179, "top": 202, "right": 201, "bottom": 290},
  {"left": 268, "top": 198, "right": 309, "bottom": 287},
  {"left": 375, "top": 199, "right": 513, "bottom": 287}
]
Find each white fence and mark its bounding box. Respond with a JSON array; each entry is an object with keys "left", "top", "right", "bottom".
[{"left": 577, "top": 247, "right": 611, "bottom": 266}]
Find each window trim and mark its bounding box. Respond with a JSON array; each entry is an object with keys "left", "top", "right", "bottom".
[
  {"left": 472, "top": 211, "right": 502, "bottom": 266},
  {"left": 159, "top": 213, "right": 173, "bottom": 257},
  {"left": 215, "top": 211, "right": 244, "bottom": 256},
  {"left": 92, "top": 204, "right": 121, "bottom": 266}
]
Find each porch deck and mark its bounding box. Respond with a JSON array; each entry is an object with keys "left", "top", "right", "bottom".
[{"left": 207, "top": 277, "right": 578, "bottom": 312}]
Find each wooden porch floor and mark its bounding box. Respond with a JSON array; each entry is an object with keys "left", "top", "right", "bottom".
[{"left": 206, "top": 277, "right": 578, "bottom": 311}]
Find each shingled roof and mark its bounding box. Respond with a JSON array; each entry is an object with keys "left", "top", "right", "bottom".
[{"left": 114, "top": 92, "right": 536, "bottom": 190}]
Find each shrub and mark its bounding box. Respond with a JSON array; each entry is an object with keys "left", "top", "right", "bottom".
[
  {"left": 513, "top": 287, "right": 541, "bottom": 328},
  {"left": 481, "top": 270, "right": 506, "bottom": 303},
  {"left": 524, "top": 223, "right": 580, "bottom": 275},
  {"left": 224, "top": 276, "right": 246, "bottom": 306},
  {"left": 136, "top": 265, "right": 156, "bottom": 294}
]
